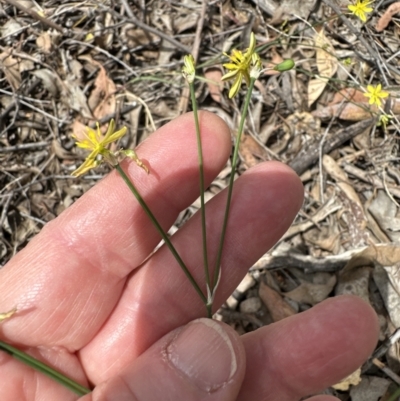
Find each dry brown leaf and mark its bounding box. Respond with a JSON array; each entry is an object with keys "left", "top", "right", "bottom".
[
  {"left": 121, "top": 25, "right": 157, "bottom": 48},
  {"left": 101, "top": 12, "right": 114, "bottom": 49},
  {"left": 62, "top": 80, "right": 93, "bottom": 119},
  {"left": 308, "top": 79, "right": 328, "bottom": 107},
  {"left": 71, "top": 120, "right": 89, "bottom": 142},
  {"left": 329, "top": 88, "right": 366, "bottom": 105},
  {"left": 51, "top": 140, "right": 75, "bottom": 160},
  {"left": 36, "top": 32, "right": 53, "bottom": 54},
  {"left": 337, "top": 266, "right": 371, "bottom": 304},
  {"left": 315, "top": 29, "right": 337, "bottom": 78},
  {"left": 268, "top": 0, "right": 318, "bottom": 21},
  {"left": 375, "top": 2, "right": 400, "bottom": 32},
  {"left": 87, "top": 62, "right": 117, "bottom": 120},
  {"left": 314, "top": 96, "right": 400, "bottom": 120},
  {"left": 239, "top": 134, "right": 269, "bottom": 168},
  {"left": 313, "top": 86, "right": 400, "bottom": 120},
  {"left": 31, "top": 69, "right": 62, "bottom": 97},
  {"left": 312, "top": 102, "right": 372, "bottom": 121},
  {"left": 204, "top": 68, "right": 224, "bottom": 104},
  {"left": 259, "top": 281, "right": 296, "bottom": 322},
  {"left": 374, "top": 264, "right": 400, "bottom": 328},
  {"left": 323, "top": 155, "right": 364, "bottom": 209},
  {"left": 307, "top": 30, "right": 337, "bottom": 107},
  {"left": 303, "top": 225, "right": 341, "bottom": 253},
  {"left": 0, "top": 50, "right": 21, "bottom": 90},
  {"left": 71, "top": 119, "right": 116, "bottom": 156},
  {"left": 1, "top": 19, "right": 22, "bottom": 38},
  {"left": 284, "top": 275, "right": 336, "bottom": 305},
  {"left": 368, "top": 190, "right": 400, "bottom": 242},
  {"left": 174, "top": 10, "right": 199, "bottom": 33},
  {"left": 343, "top": 244, "right": 400, "bottom": 272}
]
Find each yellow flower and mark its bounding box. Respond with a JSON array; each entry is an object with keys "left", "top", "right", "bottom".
[
  {"left": 222, "top": 32, "right": 258, "bottom": 98},
  {"left": 348, "top": 0, "right": 373, "bottom": 22},
  {"left": 182, "top": 54, "right": 196, "bottom": 83},
  {"left": 72, "top": 119, "right": 127, "bottom": 176},
  {"left": 363, "top": 84, "right": 389, "bottom": 107}
]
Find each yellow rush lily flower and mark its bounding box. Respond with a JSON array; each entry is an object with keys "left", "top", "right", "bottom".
[
  {"left": 222, "top": 32, "right": 258, "bottom": 98},
  {"left": 348, "top": 0, "right": 373, "bottom": 22},
  {"left": 363, "top": 83, "right": 389, "bottom": 107},
  {"left": 71, "top": 119, "right": 127, "bottom": 177}
]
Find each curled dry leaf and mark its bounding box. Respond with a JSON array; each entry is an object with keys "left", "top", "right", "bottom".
[{"left": 375, "top": 2, "right": 400, "bottom": 32}]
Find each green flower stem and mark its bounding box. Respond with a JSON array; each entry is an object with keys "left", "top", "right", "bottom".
[
  {"left": 212, "top": 78, "right": 256, "bottom": 290},
  {"left": 189, "top": 83, "right": 211, "bottom": 305},
  {"left": 0, "top": 341, "right": 91, "bottom": 396},
  {"left": 115, "top": 163, "right": 208, "bottom": 307}
]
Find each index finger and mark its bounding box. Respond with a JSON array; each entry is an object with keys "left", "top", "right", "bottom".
[{"left": 0, "top": 112, "right": 231, "bottom": 350}]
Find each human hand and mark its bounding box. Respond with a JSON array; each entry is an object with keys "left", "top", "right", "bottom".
[{"left": 0, "top": 112, "right": 378, "bottom": 401}]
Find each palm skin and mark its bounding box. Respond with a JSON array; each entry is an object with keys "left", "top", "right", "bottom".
[{"left": 0, "top": 112, "right": 378, "bottom": 401}]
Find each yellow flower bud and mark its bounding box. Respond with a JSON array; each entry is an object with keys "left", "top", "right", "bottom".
[{"left": 182, "top": 54, "right": 196, "bottom": 83}]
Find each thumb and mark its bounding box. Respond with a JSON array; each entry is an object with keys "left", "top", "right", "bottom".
[{"left": 81, "top": 318, "right": 246, "bottom": 401}]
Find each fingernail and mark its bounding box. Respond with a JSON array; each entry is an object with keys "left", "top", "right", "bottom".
[{"left": 167, "top": 318, "right": 237, "bottom": 392}]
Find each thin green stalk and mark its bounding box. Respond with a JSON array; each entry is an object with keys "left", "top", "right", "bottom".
[
  {"left": 212, "top": 78, "right": 256, "bottom": 290},
  {"left": 115, "top": 163, "right": 207, "bottom": 307},
  {"left": 0, "top": 341, "right": 91, "bottom": 396},
  {"left": 189, "top": 83, "right": 211, "bottom": 299}
]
